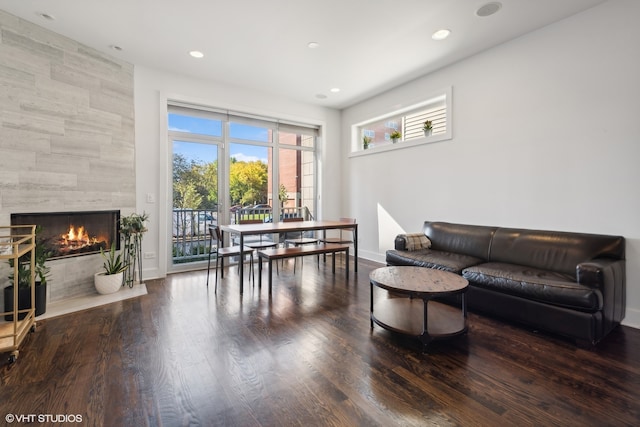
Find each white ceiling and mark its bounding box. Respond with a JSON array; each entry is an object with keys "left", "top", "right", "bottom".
[{"left": 1, "top": 0, "right": 608, "bottom": 109}]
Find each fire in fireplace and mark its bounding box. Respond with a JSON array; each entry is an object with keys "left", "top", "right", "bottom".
[{"left": 11, "top": 211, "right": 120, "bottom": 260}]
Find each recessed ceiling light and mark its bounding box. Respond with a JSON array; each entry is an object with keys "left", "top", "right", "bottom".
[
  {"left": 330, "top": 88, "right": 340, "bottom": 93},
  {"left": 476, "top": 2, "right": 502, "bottom": 17},
  {"left": 432, "top": 29, "right": 451, "bottom": 41},
  {"left": 36, "top": 12, "right": 55, "bottom": 21},
  {"left": 308, "top": 42, "right": 320, "bottom": 49},
  {"left": 189, "top": 50, "right": 204, "bottom": 58}
]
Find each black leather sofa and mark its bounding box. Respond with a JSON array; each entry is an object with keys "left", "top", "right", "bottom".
[{"left": 385, "top": 221, "right": 626, "bottom": 346}]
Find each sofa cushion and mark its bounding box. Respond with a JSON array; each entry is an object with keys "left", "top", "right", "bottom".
[
  {"left": 386, "top": 249, "right": 484, "bottom": 274},
  {"left": 462, "top": 262, "right": 602, "bottom": 312},
  {"left": 488, "top": 228, "right": 625, "bottom": 277},
  {"left": 424, "top": 221, "right": 497, "bottom": 260}
]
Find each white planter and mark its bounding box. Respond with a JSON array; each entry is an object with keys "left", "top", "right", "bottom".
[{"left": 94, "top": 271, "right": 123, "bottom": 295}]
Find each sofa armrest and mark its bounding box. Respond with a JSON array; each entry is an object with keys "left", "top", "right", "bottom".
[
  {"left": 577, "top": 258, "right": 626, "bottom": 328},
  {"left": 577, "top": 259, "right": 623, "bottom": 288}
]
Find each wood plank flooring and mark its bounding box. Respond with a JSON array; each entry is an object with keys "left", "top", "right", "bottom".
[{"left": 1, "top": 257, "right": 639, "bottom": 426}]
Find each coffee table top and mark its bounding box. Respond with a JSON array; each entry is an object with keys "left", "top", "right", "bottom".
[{"left": 370, "top": 266, "right": 468, "bottom": 296}]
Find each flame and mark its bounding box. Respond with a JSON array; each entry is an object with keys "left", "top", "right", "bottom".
[{"left": 63, "top": 225, "right": 93, "bottom": 245}]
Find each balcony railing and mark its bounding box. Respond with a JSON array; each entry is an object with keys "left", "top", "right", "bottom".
[
  {"left": 232, "top": 206, "right": 313, "bottom": 224},
  {"left": 172, "top": 209, "right": 216, "bottom": 264},
  {"left": 172, "top": 206, "right": 314, "bottom": 264}
]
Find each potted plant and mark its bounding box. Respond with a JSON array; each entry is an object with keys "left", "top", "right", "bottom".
[
  {"left": 390, "top": 130, "right": 401, "bottom": 143},
  {"left": 120, "top": 212, "right": 149, "bottom": 287},
  {"left": 4, "top": 226, "right": 51, "bottom": 320},
  {"left": 423, "top": 120, "right": 433, "bottom": 136},
  {"left": 120, "top": 212, "right": 149, "bottom": 236},
  {"left": 363, "top": 135, "right": 372, "bottom": 150},
  {"left": 94, "top": 245, "right": 128, "bottom": 295}
]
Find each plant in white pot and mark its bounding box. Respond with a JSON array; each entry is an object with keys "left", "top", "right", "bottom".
[
  {"left": 362, "top": 135, "right": 372, "bottom": 150},
  {"left": 423, "top": 120, "right": 433, "bottom": 136},
  {"left": 389, "top": 130, "right": 401, "bottom": 143},
  {"left": 94, "top": 245, "right": 128, "bottom": 295}
]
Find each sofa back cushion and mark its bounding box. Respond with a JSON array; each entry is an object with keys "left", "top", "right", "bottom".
[
  {"left": 423, "top": 221, "right": 497, "bottom": 261},
  {"left": 489, "top": 228, "right": 625, "bottom": 277}
]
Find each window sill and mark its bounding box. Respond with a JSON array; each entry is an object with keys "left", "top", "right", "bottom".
[{"left": 348, "top": 133, "right": 450, "bottom": 158}]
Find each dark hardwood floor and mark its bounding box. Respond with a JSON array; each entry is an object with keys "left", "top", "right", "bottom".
[{"left": 1, "top": 256, "right": 639, "bottom": 426}]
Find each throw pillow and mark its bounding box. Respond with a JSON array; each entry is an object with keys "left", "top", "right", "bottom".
[{"left": 401, "top": 233, "right": 432, "bottom": 251}]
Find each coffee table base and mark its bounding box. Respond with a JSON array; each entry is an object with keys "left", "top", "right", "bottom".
[
  {"left": 369, "top": 266, "right": 468, "bottom": 350},
  {"left": 370, "top": 295, "right": 468, "bottom": 350}
]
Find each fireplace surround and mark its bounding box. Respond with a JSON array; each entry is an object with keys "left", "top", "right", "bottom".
[{"left": 11, "top": 211, "right": 120, "bottom": 260}]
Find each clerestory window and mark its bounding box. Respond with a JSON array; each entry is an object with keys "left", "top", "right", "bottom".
[{"left": 350, "top": 87, "right": 452, "bottom": 155}]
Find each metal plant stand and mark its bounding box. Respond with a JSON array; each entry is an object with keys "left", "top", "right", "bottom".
[{"left": 123, "top": 232, "right": 143, "bottom": 287}]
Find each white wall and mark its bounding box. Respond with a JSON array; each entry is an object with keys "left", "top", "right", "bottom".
[
  {"left": 341, "top": 0, "right": 640, "bottom": 327},
  {"left": 134, "top": 66, "right": 342, "bottom": 280}
]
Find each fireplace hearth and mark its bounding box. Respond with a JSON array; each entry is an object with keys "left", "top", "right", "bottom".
[{"left": 11, "top": 211, "right": 120, "bottom": 260}]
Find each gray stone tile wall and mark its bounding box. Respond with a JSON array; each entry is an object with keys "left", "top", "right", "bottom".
[{"left": 0, "top": 10, "right": 135, "bottom": 306}]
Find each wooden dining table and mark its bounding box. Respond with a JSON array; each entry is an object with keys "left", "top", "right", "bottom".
[{"left": 220, "top": 219, "right": 358, "bottom": 294}]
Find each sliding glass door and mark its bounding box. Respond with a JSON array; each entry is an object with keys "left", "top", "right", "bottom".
[
  {"left": 169, "top": 110, "right": 222, "bottom": 269},
  {"left": 167, "top": 103, "right": 318, "bottom": 271}
]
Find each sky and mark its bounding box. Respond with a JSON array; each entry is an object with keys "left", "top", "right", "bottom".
[{"left": 169, "top": 113, "right": 269, "bottom": 164}]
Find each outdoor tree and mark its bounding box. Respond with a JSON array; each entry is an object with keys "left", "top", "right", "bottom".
[
  {"left": 172, "top": 154, "right": 218, "bottom": 210},
  {"left": 174, "top": 181, "right": 203, "bottom": 209},
  {"left": 173, "top": 180, "right": 203, "bottom": 236},
  {"left": 202, "top": 161, "right": 218, "bottom": 208},
  {"left": 173, "top": 153, "right": 268, "bottom": 210},
  {"left": 278, "top": 184, "right": 288, "bottom": 207},
  {"left": 229, "top": 159, "right": 268, "bottom": 206}
]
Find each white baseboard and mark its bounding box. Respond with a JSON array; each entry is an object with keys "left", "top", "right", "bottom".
[{"left": 622, "top": 308, "right": 640, "bottom": 329}]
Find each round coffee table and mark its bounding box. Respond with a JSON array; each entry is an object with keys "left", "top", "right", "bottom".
[{"left": 370, "top": 266, "right": 468, "bottom": 348}]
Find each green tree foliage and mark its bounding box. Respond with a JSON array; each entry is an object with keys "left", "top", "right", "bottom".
[
  {"left": 173, "top": 154, "right": 197, "bottom": 208},
  {"left": 229, "top": 159, "right": 268, "bottom": 206},
  {"left": 203, "top": 162, "right": 218, "bottom": 207},
  {"left": 172, "top": 153, "right": 268, "bottom": 209},
  {"left": 278, "top": 184, "right": 288, "bottom": 207},
  {"left": 174, "top": 181, "right": 203, "bottom": 209}
]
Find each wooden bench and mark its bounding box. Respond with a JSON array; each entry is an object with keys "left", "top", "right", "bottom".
[{"left": 257, "top": 243, "right": 349, "bottom": 291}]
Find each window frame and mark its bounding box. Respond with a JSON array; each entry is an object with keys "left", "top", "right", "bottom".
[
  {"left": 166, "top": 102, "right": 319, "bottom": 249},
  {"left": 349, "top": 86, "right": 452, "bottom": 157}
]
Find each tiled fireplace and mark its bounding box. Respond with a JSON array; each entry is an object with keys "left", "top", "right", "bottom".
[{"left": 0, "top": 11, "right": 136, "bottom": 310}]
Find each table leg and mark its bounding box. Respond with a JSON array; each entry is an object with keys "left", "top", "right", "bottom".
[
  {"left": 421, "top": 298, "right": 432, "bottom": 350},
  {"left": 332, "top": 251, "right": 336, "bottom": 273},
  {"left": 220, "top": 230, "right": 225, "bottom": 279},
  {"left": 345, "top": 248, "right": 349, "bottom": 278},
  {"left": 370, "top": 281, "right": 374, "bottom": 329},
  {"left": 258, "top": 255, "right": 263, "bottom": 288},
  {"left": 239, "top": 233, "right": 244, "bottom": 294},
  {"left": 354, "top": 226, "right": 358, "bottom": 273},
  {"left": 268, "top": 259, "right": 273, "bottom": 293},
  {"left": 462, "top": 293, "right": 468, "bottom": 318}
]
